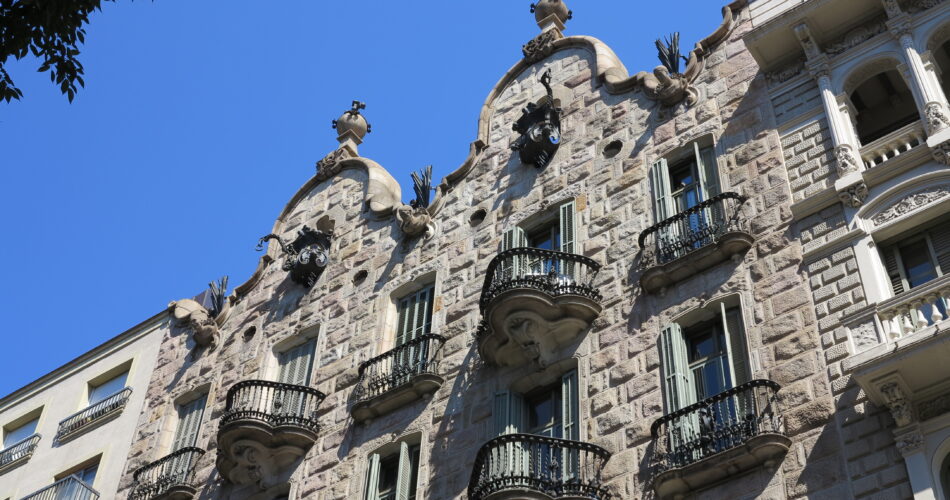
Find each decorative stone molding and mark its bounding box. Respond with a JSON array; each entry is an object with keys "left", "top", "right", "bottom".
[
  {"left": 933, "top": 140, "right": 950, "bottom": 165},
  {"left": 882, "top": 0, "right": 903, "bottom": 18},
  {"left": 522, "top": 29, "right": 562, "bottom": 64},
  {"left": 314, "top": 148, "right": 353, "bottom": 182},
  {"left": 880, "top": 381, "right": 916, "bottom": 427},
  {"left": 871, "top": 184, "right": 950, "bottom": 226},
  {"left": 835, "top": 144, "right": 860, "bottom": 175},
  {"left": 918, "top": 393, "right": 950, "bottom": 421},
  {"left": 394, "top": 205, "right": 435, "bottom": 239},
  {"left": 765, "top": 58, "right": 805, "bottom": 85},
  {"left": 221, "top": 440, "right": 304, "bottom": 489},
  {"left": 907, "top": 0, "right": 944, "bottom": 13},
  {"left": 794, "top": 24, "right": 823, "bottom": 60},
  {"left": 641, "top": 66, "right": 699, "bottom": 107},
  {"left": 895, "top": 431, "right": 924, "bottom": 456},
  {"left": 824, "top": 16, "right": 888, "bottom": 56},
  {"left": 925, "top": 101, "right": 950, "bottom": 134},
  {"left": 838, "top": 182, "right": 869, "bottom": 208},
  {"left": 169, "top": 299, "right": 220, "bottom": 349}
]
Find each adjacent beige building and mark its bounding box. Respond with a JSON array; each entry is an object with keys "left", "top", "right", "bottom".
[
  {"left": 6, "top": 0, "right": 950, "bottom": 499},
  {"left": 0, "top": 312, "right": 167, "bottom": 500}
]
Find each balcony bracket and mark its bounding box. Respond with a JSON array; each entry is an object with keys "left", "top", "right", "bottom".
[{"left": 217, "top": 438, "right": 305, "bottom": 488}]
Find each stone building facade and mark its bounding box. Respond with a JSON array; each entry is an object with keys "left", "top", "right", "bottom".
[{"left": 5, "top": 0, "right": 950, "bottom": 499}]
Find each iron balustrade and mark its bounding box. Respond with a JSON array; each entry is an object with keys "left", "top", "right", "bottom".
[
  {"left": 220, "top": 380, "right": 326, "bottom": 432},
  {"left": 353, "top": 334, "right": 445, "bottom": 403},
  {"left": 480, "top": 248, "right": 602, "bottom": 312},
  {"left": 0, "top": 433, "right": 40, "bottom": 470},
  {"left": 55, "top": 387, "right": 133, "bottom": 442},
  {"left": 649, "top": 379, "right": 784, "bottom": 472},
  {"left": 468, "top": 433, "right": 612, "bottom": 500},
  {"left": 128, "top": 447, "right": 205, "bottom": 500},
  {"left": 20, "top": 476, "right": 99, "bottom": 500},
  {"left": 637, "top": 192, "right": 748, "bottom": 269}
]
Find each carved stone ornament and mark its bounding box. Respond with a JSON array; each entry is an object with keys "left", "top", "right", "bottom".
[
  {"left": 880, "top": 382, "right": 915, "bottom": 427},
  {"left": 314, "top": 148, "right": 352, "bottom": 182},
  {"left": 824, "top": 16, "right": 887, "bottom": 56},
  {"left": 169, "top": 298, "right": 220, "bottom": 349},
  {"left": 882, "top": 0, "right": 903, "bottom": 17},
  {"left": 933, "top": 140, "right": 950, "bottom": 165},
  {"left": 394, "top": 204, "right": 435, "bottom": 239},
  {"left": 895, "top": 431, "right": 924, "bottom": 455},
  {"left": 222, "top": 440, "right": 304, "bottom": 488},
  {"left": 523, "top": 29, "right": 561, "bottom": 64},
  {"left": 835, "top": 144, "right": 860, "bottom": 175},
  {"left": 907, "top": 0, "right": 943, "bottom": 14},
  {"left": 765, "top": 58, "right": 805, "bottom": 85},
  {"left": 918, "top": 393, "right": 950, "bottom": 421},
  {"left": 257, "top": 226, "right": 332, "bottom": 288},
  {"left": 838, "top": 182, "right": 869, "bottom": 208},
  {"left": 642, "top": 66, "right": 698, "bottom": 107},
  {"left": 512, "top": 70, "right": 562, "bottom": 169},
  {"left": 794, "top": 24, "right": 823, "bottom": 60},
  {"left": 925, "top": 102, "right": 950, "bottom": 134},
  {"left": 872, "top": 184, "right": 950, "bottom": 226}
]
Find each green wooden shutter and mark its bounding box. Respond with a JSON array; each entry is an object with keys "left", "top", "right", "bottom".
[
  {"left": 502, "top": 227, "right": 528, "bottom": 279},
  {"left": 695, "top": 144, "right": 720, "bottom": 200},
  {"left": 494, "top": 391, "right": 524, "bottom": 436},
  {"left": 882, "top": 246, "right": 906, "bottom": 296},
  {"left": 172, "top": 394, "right": 206, "bottom": 451},
  {"left": 929, "top": 226, "right": 950, "bottom": 276},
  {"left": 651, "top": 158, "right": 673, "bottom": 223},
  {"left": 394, "top": 441, "right": 413, "bottom": 500},
  {"left": 722, "top": 305, "right": 749, "bottom": 387},
  {"left": 559, "top": 201, "right": 576, "bottom": 255},
  {"left": 659, "top": 324, "right": 694, "bottom": 412},
  {"left": 278, "top": 339, "right": 316, "bottom": 386},
  {"left": 561, "top": 370, "right": 579, "bottom": 441},
  {"left": 364, "top": 453, "right": 381, "bottom": 500}
]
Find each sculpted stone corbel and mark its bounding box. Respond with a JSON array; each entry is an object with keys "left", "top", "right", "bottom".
[
  {"left": 169, "top": 299, "right": 220, "bottom": 350},
  {"left": 835, "top": 144, "right": 860, "bottom": 175},
  {"left": 925, "top": 102, "right": 950, "bottom": 134},
  {"left": 880, "top": 381, "right": 916, "bottom": 428},
  {"left": 932, "top": 140, "right": 950, "bottom": 165},
  {"left": 838, "top": 182, "right": 869, "bottom": 208},
  {"left": 395, "top": 204, "right": 435, "bottom": 239},
  {"left": 225, "top": 440, "right": 305, "bottom": 489},
  {"left": 895, "top": 430, "right": 924, "bottom": 456},
  {"left": 640, "top": 66, "right": 698, "bottom": 107}
]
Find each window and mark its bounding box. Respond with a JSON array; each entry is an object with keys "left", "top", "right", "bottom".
[
  {"left": 651, "top": 142, "right": 720, "bottom": 223},
  {"left": 659, "top": 304, "right": 749, "bottom": 413},
  {"left": 171, "top": 395, "right": 207, "bottom": 451},
  {"left": 364, "top": 441, "right": 420, "bottom": 500},
  {"left": 277, "top": 338, "right": 317, "bottom": 387},
  {"left": 55, "top": 457, "right": 100, "bottom": 494},
  {"left": 880, "top": 221, "right": 950, "bottom": 325},
  {"left": 395, "top": 287, "right": 434, "bottom": 349},
  {"left": 88, "top": 371, "right": 128, "bottom": 405},
  {"left": 494, "top": 370, "right": 579, "bottom": 440},
  {"left": 850, "top": 70, "right": 918, "bottom": 145},
  {"left": 2, "top": 418, "right": 38, "bottom": 449},
  {"left": 502, "top": 200, "right": 577, "bottom": 279}
]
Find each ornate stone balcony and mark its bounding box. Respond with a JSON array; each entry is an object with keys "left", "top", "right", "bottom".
[
  {"left": 467, "top": 433, "right": 612, "bottom": 500},
  {"left": 129, "top": 447, "right": 205, "bottom": 500},
  {"left": 21, "top": 476, "right": 99, "bottom": 500},
  {"left": 637, "top": 192, "right": 752, "bottom": 294},
  {"left": 649, "top": 380, "right": 789, "bottom": 500},
  {"left": 859, "top": 121, "right": 926, "bottom": 169},
  {"left": 0, "top": 433, "right": 39, "bottom": 474},
  {"left": 478, "top": 248, "right": 602, "bottom": 367},
  {"left": 216, "top": 380, "right": 325, "bottom": 487},
  {"left": 55, "top": 387, "right": 133, "bottom": 443},
  {"left": 351, "top": 334, "right": 445, "bottom": 423}
]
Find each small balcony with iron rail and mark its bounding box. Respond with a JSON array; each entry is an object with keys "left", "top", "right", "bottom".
[
  {"left": 55, "top": 387, "right": 133, "bottom": 443},
  {"left": 478, "top": 248, "right": 602, "bottom": 367},
  {"left": 0, "top": 433, "right": 40, "bottom": 475},
  {"left": 637, "top": 192, "right": 752, "bottom": 294},
  {"left": 19, "top": 475, "right": 99, "bottom": 500},
  {"left": 128, "top": 447, "right": 205, "bottom": 500},
  {"left": 216, "top": 380, "right": 325, "bottom": 487},
  {"left": 351, "top": 334, "right": 445, "bottom": 423},
  {"left": 467, "top": 433, "right": 612, "bottom": 500},
  {"left": 649, "top": 380, "right": 789, "bottom": 499}
]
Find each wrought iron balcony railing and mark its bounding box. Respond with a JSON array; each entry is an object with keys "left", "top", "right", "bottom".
[
  {"left": 220, "top": 380, "right": 326, "bottom": 433},
  {"left": 650, "top": 379, "right": 784, "bottom": 472},
  {"left": 637, "top": 192, "right": 748, "bottom": 270},
  {"left": 20, "top": 475, "right": 99, "bottom": 500},
  {"left": 480, "top": 248, "right": 602, "bottom": 312},
  {"left": 468, "top": 433, "right": 612, "bottom": 500},
  {"left": 56, "top": 387, "right": 133, "bottom": 442},
  {"left": 353, "top": 334, "right": 445, "bottom": 404},
  {"left": 128, "top": 447, "right": 205, "bottom": 500},
  {"left": 0, "top": 433, "right": 40, "bottom": 472}
]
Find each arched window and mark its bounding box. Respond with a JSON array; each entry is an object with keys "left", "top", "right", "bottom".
[{"left": 850, "top": 69, "right": 918, "bottom": 145}]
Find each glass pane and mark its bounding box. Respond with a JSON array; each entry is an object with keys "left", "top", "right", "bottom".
[
  {"left": 378, "top": 455, "right": 399, "bottom": 499},
  {"left": 3, "top": 419, "right": 38, "bottom": 448},
  {"left": 79, "top": 463, "right": 98, "bottom": 484},
  {"left": 900, "top": 240, "right": 938, "bottom": 288},
  {"left": 89, "top": 372, "right": 128, "bottom": 404}
]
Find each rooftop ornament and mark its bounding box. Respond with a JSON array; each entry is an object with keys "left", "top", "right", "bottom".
[
  {"left": 512, "top": 69, "right": 561, "bottom": 169},
  {"left": 257, "top": 226, "right": 332, "bottom": 288},
  {"left": 641, "top": 31, "right": 698, "bottom": 107},
  {"left": 316, "top": 100, "right": 371, "bottom": 181},
  {"left": 395, "top": 165, "right": 436, "bottom": 239}
]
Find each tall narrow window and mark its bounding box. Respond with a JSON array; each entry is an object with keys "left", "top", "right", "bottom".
[
  {"left": 502, "top": 200, "right": 578, "bottom": 278},
  {"left": 277, "top": 339, "right": 317, "bottom": 387},
  {"left": 365, "top": 441, "right": 420, "bottom": 500},
  {"left": 393, "top": 286, "right": 435, "bottom": 381},
  {"left": 88, "top": 371, "right": 128, "bottom": 405},
  {"left": 651, "top": 143, "right": 720, "bottom": 222},
  {"left": 172, "top": 395, "right": 207, "bottom": 451}
]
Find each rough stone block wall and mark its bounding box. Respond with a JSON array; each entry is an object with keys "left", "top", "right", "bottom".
[{"left": 781, "top": 119, "right": 837, "bottom": 202}]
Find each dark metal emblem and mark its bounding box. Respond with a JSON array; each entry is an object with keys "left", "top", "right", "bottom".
[
  {"left": 257, "top": 226, "right": 333, "bottom": 288},
  {"left": 511, "top": 70, "right": 561, "bottom": 168}
]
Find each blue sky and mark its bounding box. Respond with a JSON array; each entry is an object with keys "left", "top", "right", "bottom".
[{"left": 0, "top": 1, "right": 723, "bottom": 397}]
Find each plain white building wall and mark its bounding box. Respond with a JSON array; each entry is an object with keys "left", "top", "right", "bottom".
[
  {"left": 749, "top": 0, "right": 806, "bottom": 27},
  {"left": 0, "top": 311, "right": 168, "bottom": 500}
]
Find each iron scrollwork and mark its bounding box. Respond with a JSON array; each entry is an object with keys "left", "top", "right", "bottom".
[
  {"left": 512, "top": 69, "right": 562, "bottom": 168},
  {"left": 257, "top": 226, "right": 333, "bottom": 288}
]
